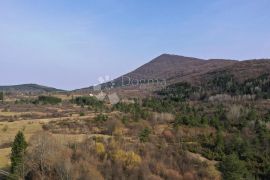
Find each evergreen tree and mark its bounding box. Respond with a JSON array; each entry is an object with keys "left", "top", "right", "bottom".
[
  {"left": 139, "top": 128, "right": 151, "bottom": 142},
  {"left": 0, "top": 92, "right": 3, "bottom": 102},
  {"left": 215, "top": 129, "right": 225, "bottom": 156},
  {"left": 220, "top": 153, "right": 249, "bottom": 180},
  {"left": 10, "top": 131, "right": 27, "bottom": 177}
]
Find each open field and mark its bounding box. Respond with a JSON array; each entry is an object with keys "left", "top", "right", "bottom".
[
  {"left": 0, "top": 116, "right": 91, "bottom": 169},
  {"left": 0, "top": 148, "right": 11, "bottom": 169}
]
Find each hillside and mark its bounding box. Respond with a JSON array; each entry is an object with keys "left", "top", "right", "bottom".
[
  {"left": 0, "top": 84, "right": 64, "bottom": 93},
  {"left": 116, "top": 54, "right": 270, "bottom": 87},
  {"left": 76, "top": 54, "right": 270, "bottom": 94},
  {"left": 113, "top": 54, "right": 237, "bottom": 86},
  {"left": 201, "top": 59, "right": 270, "bottom": 83},
  {"left": 75, "top": 54, "right": 237, "bottom": 92}
]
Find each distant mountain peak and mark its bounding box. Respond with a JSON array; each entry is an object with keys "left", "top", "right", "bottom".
[
  {"left": 0, "top": 83, "right": 65, "bottom": 93},
  {"left": 74, "top": 54, "right": 270, "bottom": 93},
  {"left": 155, "top": 53, "right": 204, "bottom": 60}
]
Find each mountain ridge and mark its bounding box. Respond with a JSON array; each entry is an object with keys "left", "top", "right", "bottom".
[
  {"left": 99, "top": 54, "right": 238, "bottom": 90},
  {"left": 2, "top": 54, "right": 270, "bottom": 93},
  {"left": 0, "top": 83, "right": 65, "bottom": 93}
]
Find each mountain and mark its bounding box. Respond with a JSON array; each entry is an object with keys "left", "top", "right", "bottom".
[
  {"left": 118, "top": 54, "right": 208, "bottom": 81},
  {"left": 0, "top": 84, "right": 65, "bottom": 93},
  {"left": 75, "top": 54, "right": 237, "bottom": 92},
  {"left": 75, "top": 54, "right": 270, "bottom": 93},
  {"left": 113, "top": 54, "right": 270, "bottom": 86},
  {"left": 115, "top": 54, "right": 237, "bottom": 86}
]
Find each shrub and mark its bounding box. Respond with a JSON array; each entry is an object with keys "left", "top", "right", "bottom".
[
  {"left": 125, "top": 151, "right": 142, "bottom": 168},
  {"left": 121, "top": 115, "right": 129, "bottom": 124},
  {"left": 72, "top": 96, "right": 104, "bottom": 110},
  {"left": 95, "top": 114, "right": 108, "bottom": 122},
  {"left": 95, "top": 142, "right": 105, "bottom": 155},
  {"left": 139, "top": 128, "right": 151, "bottom": 142},
  {"left": 114, "top": 102, "right": 149, "bottom": 120},
  {"left": 112, "top": 150, "right": 142, "bottom": 169},
  {"left": 34, "top": 95, "right": 62, "bottom": 105}
]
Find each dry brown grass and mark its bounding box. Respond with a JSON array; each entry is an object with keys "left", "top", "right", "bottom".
[
  {"left": 0, "top": 148, "right": 11, "bottom": 169},
  {"left": 0, "top": 120, "right": 43, "bottom": 143},
  {"left": 0, "top": 114, "right": 98, "bottom": 169},
  {"left": 0, "top": 111, "right": 23, "bottom": 116},
  {"left": 186, "top": 151, "right": 221, "bottom": 180},
  {"left": 0, "top": 120, "right": 44, "bottom": 168}
]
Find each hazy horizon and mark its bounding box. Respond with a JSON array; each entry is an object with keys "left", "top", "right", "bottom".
[{"left": 1, "top": 0, "right": 270, "bottom": 90}]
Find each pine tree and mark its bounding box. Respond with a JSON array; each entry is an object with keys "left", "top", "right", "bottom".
[
  {"left": 0, "top": 92, "right": 3, "bottom": 102},
  {"left": 10, "top": 131, "right": 27, "bottom": 177},
  {"left": 215, "top": 129, "right": 225, "bottom": 157},
  {"left": 220, "top": 153, "right": 249, "bottom": 180},
  {"left": 139, "top": 128, "right": 151, "bottom": 142}
]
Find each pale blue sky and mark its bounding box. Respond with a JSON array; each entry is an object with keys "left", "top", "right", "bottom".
[{"left": 1, "top": 0, "right": 270, "bottom": 90}]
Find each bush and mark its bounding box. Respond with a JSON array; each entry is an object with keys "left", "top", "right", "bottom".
[
  {"left": 34, "top": 95, "right": 62, "bottom": 105},
  {"left": 95, "top": 142, "right": 105, "bottom": 155},
  {"left": 72, "top": 96, "right": 104, "bottom": 111},
  {"left": 112, "top": 150, "right": 142, "bottom": 169},
  {"left": 95, "top": 114, "right": 108, "bottom": 122},
  {"left": 139, "top": 128, "right": 151, "bottom": 142},
  {"left": 114, "top": 102, "right": 149, "bottom": 120}
]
